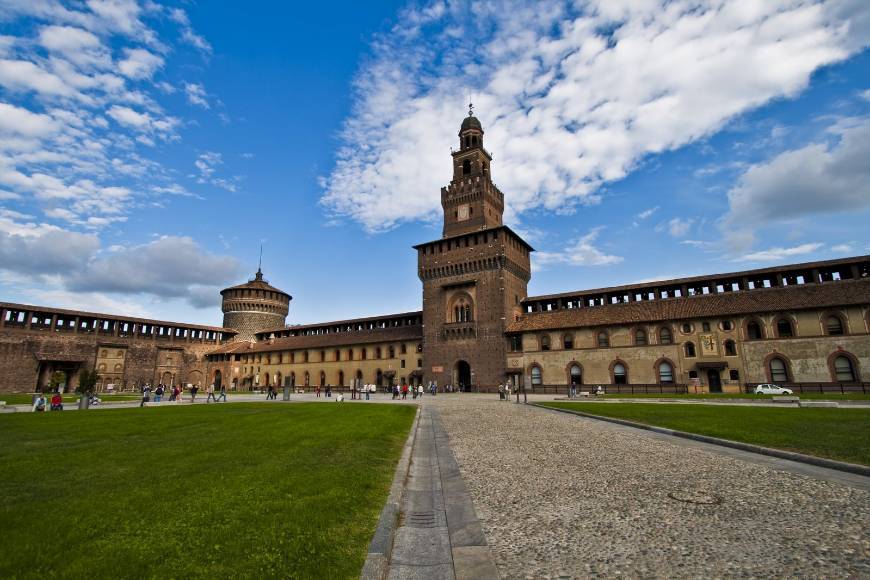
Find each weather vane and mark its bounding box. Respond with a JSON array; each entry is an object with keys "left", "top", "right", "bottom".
[{"left": 468, "top": 102, "right": 474, "bottom": 117}]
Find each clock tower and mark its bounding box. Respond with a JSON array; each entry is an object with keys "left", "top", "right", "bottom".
[
  {"left": 416, "top": 108, "right": 533, "bottom": 390},
  {"left": 441, "top": 105, "right": 505, "bottom": 237}
]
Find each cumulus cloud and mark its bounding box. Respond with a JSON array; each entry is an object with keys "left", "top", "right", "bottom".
[
  {"left": 659, "top": 217, "right": 694, "bottom": 238},
  {"left": 722, "top": 116, "right": 870, "bottom": 248},
  {"left": 117, "top": 47, "right": 163, "bottom": 79},
  {"left": 0, "top": 211, "right": 240, "bottom": 308},
  {"left": 321, "top": 0, "right": 870, "bottom": 232},
  {"left": 735, "top": 243, "right": 824, "bottom": 262},
  {"left": 184, "top": 82, "right": 209, "bottom": 108},
  {"left": 535, "top": 227, "right": 623, "bottom": 268}
]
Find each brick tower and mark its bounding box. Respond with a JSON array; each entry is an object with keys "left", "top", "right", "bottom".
[
  {"left": 416, "top": 108, "right": 533, "bottom": 390},
  {"left": 220, "top": 268, "right": 291, "bottom": 342}
]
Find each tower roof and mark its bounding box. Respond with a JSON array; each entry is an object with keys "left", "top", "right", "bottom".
[
  {"left": 220, "top": 269, "right": 290, "bottom": 298},
  {"left": 460, "top": 115, "right": 482, "bottom": 132}
]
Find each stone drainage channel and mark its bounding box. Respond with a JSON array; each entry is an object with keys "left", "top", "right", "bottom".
[{"left": 362, "top": 407, "right": 498, "bottom": 580}]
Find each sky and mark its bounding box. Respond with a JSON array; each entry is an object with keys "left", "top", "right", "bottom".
[{"left": 0, "top": 0, "right": 868, "bottom": 327}]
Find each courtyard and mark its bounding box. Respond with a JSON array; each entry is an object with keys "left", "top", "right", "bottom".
[{"left": 1, "top": 394, "right": 868, "bottom": 578}]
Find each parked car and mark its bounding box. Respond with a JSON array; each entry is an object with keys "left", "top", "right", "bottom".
[{"left": 754, "top": 384, "right": 794, "bottom": 395}]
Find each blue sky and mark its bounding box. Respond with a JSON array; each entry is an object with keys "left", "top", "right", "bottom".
[{"left": 0, "top": 1, "right": 868, "bottom": 327}]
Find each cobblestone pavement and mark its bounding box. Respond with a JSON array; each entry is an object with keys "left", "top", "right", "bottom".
[{"left": 431, "top": 395, "right": 869, "bottom": 579}]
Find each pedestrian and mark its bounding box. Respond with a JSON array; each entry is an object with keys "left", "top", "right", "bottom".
[
  {"left": 505, "top": 382, "right": 511, "bottom": 401},
  {"left": 206, "top": 383, "right": 217, "bottom": 403},
  {"left": 401, "top": 384, "right": 408, "bottom": 399},
  {"left": 190, "top": 384, "right": 198, "bottom": 403},
  {"left": 32, "top": 393, "right": 46, "bottom": 412},
  {"left": 316, "top": 385, "right": 321, "bottom": 398},
  {"left": 216, "top": 383, "right": 227, "bottom": 402},
  {"left": 418, "top": 384, "right": 424, "bottom": 399},
  {"left": 365, "top": 384, "right": 371, "bottom": 400},
  {"left": 351, "top": 383, "right": 357, "bottom": 400},
  {"left": 140, "top": 384, "right": 151, "bottom": 407},
  {"left": 154, "top": 384, "right": 164, "bottom": 403},
  {"left": 50, "top": 392, "right": 63, "bottom": 411},
  {"left": 498, "top": 383, "right": 504, "bottom": 400},
  {"left": 326, "top": 385, "right": 332, "bottom": 398}
]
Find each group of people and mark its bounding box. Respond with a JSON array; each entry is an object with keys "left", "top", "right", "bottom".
[
  {"left": 31, "top": 392, "right": 64, "bottom": 412},
  {"left": 139, "top": 383, "right": 228, "bottom": 406}
]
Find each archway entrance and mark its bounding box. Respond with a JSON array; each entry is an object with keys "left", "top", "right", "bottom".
[
  {"left": 455, "top": 360, "right": 471, "bottom": 391},
  {"left": 707, "top": 369, "right": 722, "bottom": 393},
  {"left": 213, "top": 370, "right": 222, "bottom": 389}
]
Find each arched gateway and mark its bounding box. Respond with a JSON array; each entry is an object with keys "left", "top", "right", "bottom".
[{"left": 455, "top": 360, "right": 471, "bottom": 391}]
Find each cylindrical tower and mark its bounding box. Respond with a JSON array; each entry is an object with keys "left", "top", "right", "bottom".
[{"left": 220, "top": 268, "right": 291, "bottom": 341}]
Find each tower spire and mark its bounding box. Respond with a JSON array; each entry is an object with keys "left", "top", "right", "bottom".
[{"left": 255, "top": 244, "right": 264, "bottom": 280}]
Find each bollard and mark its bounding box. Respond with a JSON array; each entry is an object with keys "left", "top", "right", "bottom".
[{"left": 283, "top": 386, "right": 291, "bottom": 401}]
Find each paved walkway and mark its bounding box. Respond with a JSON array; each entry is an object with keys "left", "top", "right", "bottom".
[
  {"left": 432, "top": 395, "right": 869, "bottom": 578},
  {"left": 386, "top": 406, "right": 498, "bottom": 579}
]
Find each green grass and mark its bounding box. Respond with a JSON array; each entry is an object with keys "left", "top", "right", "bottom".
[
  {"left": 0, "top": 403, "right": 416, "bottom": 579},
  {"left": 541, "top": 402, "right": 870, "bottom": 466},
  {"left": 599, "top": 392, "right": 870, "bottom": 401},
  {"left": 0, "top": 393, "right": 141, "bottom": 405}
]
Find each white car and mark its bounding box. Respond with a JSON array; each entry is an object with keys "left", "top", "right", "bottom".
[{"left": 754, "top": 384, "right": 794, "bottom": 395}]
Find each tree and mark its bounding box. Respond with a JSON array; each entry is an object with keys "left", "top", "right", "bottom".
[
  {"left": 77, "top": 369, "right": 99, "bottom": 396},
  {"left": 47, "top": 371, "right": 66, "bottom": 393}
]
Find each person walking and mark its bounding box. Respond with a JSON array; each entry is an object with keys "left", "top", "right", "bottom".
[
  {"left": 140, "top": 384, "right": 151, "bottom": 407},
  {"left": 154, "top": 384, "right": 164, "bottom": 403},
  {"left": 401, "top": 384, "right": 408, "bottom": 400},
  {"left": 351, "top": 383, "right": 357, "bottom": 400},
  {"left": 190, "top": 384, "right": 199, "bottom": 403},
  {"left": 498, "top": 383, "right": 504, "bottom": 400},
  {"left": 216, "top": 384, "right": 227, "bottom": 402},
  {"left": 365, "top": 384, "right": 371, "bottom": 401},
  {"left": 505, "top": 382, "right": 511, "bottom": 401},
  {"left": 206, "top": 384, "right": 217, "bottom": 403},
  {"left": 315, "top": 385, "right": 321, "bottom": 398}
]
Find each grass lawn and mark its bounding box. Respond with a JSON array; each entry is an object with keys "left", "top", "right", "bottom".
[
  {"left": 0, "top": 403, "right": 416, "bottom": 579},
  {"left": 599, "top": 392, "right": 870, "bottom": 401},
  {"left": 541, "top": 402, "right": 870, "bottom": 466},
  {"left": 0, "top": 393, "right": 141, "bottom": 405}
]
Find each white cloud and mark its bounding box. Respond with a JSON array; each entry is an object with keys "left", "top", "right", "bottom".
[
  {"left": 664, "top": 217, "right": 694, "bottom": 238},
  {"left": 169, "top": 8, "right": 212, "bottom": 54},
  {"left": 735, "top": 243, "right": 824, "bottom": 262},
  {"left": 321, "top": 0, "right": 870, "bottom": 232},
  {"left": 184, "top": 82, "right": 209, "bottom": 108},
  {"left": 0, "top": 102, "right": 59, "bottom": 136},
  {"left": 722, "top": 117, "right": 870, "bottom": 249},
  {"left": 117, "top": 47, "right": 163, "bottom": 79},
  {"left": 636, "top": 206, "right": 658, "bottom": 220},
  {"left": 0, "top": 58, "right": 78, "bottom": 98},
  {"left": 535, "top": 227, "right": 623, "bottom": 268},
  {"left": 831, "top": 243, "right": 855, "bottom": 253},
  {"left": 38, "top": 25, "right": 110, "bottom": 69}
]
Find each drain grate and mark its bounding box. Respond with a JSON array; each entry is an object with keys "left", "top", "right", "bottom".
[
  {"left": 405, "top": 511, "right": 438, "bottom": 528},
  {"left": 668, "top": 490, "right": 722, "bottom": 505}
]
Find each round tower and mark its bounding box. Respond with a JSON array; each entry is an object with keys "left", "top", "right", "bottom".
[{"left": 220, "top": 268, "right": 291, "bottom": 341}]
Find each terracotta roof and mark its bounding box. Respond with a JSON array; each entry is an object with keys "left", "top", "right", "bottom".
[
  {"left": 524, "top": 255, "right": 869, "bottom": 303},
  {"left": 257, "top": 310, "right": 423, "bottom": 336},
  {"left": 507, "top": 278, "right": 870, "bottom": 333},
  {"left": 0, "top": 301, "right": 233, "bottom": 332},
  {"left": 221, "top": 269, "right": 290, "bottom": 297},
  {"left": 210, "top": 324, "right": 423, "bottom": 355}
]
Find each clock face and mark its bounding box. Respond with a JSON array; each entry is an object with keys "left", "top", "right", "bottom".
[{"left": 458, "top": 204, "right": 470, "bottom": 221}]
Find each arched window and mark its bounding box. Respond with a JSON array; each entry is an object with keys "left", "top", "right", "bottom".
[
  {"left": 746, "top": 320, "right": 763, "bottom": 340},
  {"left": 319, "top": 371, "right": 326, "bottom": 387},
  {"left": 769, "top": 358, "right": 789, "bottom": 382},
  {"left": 685, "top": 342, "right": 696, "bottom": 357},
  {"left": 659, "top": 327, "right": 672, "bottom": 345},
  {"left": 304, "top": 371, "right": 310, "bottom": 387},
  {"left": 776, "top": 318, "right": 794, "bottom": 338},
  {"left": 569, "top": 364, "right": 582, "bottom": 385},
  {"left": 451, "top": 295, "right": 474, "bottom": 323},
  {"left": 462, "top": 159, "right": 471, "bottom": 175},
  {"left": 563, "top": 334, "right": 574, "bottom": 349},
  {"left": 334, "top": 349, "right": 341, "bottom": 361},
  {"left": 361, "top": 348, "right": 367, "bottom": 360},
  {"left": 825, "top": 315, "right": 844, "bottom": 336},
  {"left": 376, "top": 347, "right": 382, "bottom": 359},
  {"left": 388, "top": 346, "right": 395, "bottom": 358},
  {"left": 635, "top": 329, "right": 647, "bottom": 346},
  {"left": 658, "top": 361, "right": 674, "bottom": 384},
  {"left": 724, "top": 340, "right": 737, "bottom": 356},
  {"left": 530, "top": 365, "right": 542, "bottom": 386},
  {"left": 540, "top": 335, "right": 550, "bottom": 351},
  {"left": 613, "top": 363, "right": 627, "bottom": 385},
  {"left": 597, "top": 331, "right": 610, "bottom": 348},
  {"left": 833, "top": 356, "right": 856, "bottom": 382}
]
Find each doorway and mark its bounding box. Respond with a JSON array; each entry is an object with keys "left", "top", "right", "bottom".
[
  {"left": 707, "top": 369, "right": 722, "bottom": 393},
  {"left": 455, "top": 360, "right": 471, "bottom": 391}
]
